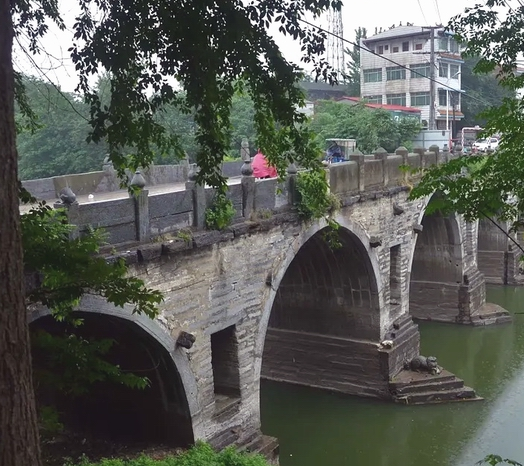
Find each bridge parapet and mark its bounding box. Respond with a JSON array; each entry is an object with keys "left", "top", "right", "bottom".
[{"left": 27, "top": 146, "right": 452, "bottom": 246}]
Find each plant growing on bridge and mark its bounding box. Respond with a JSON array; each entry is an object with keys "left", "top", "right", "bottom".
[
  {"left": 296, "top": 170, "right": 342, "bottom": 248},
  {"left": 205, "top": 192, "right": 236, "bottom": 231}
]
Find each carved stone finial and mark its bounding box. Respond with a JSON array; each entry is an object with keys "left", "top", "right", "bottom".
[
  {"left": 241, "top": 159, "right": 254, "bottom": 177},
  {"left": 374, "top": 147, "right": 388, "bottom": 156},
  {"left": 102, "top": 155, "right": 114, "bottom": 172},
  {"left": 413, "top": 223, "right": 424, "bottom": 234},
  {"left": 130, "top": 170, "right": 146, "bottom": 188},
  {"left": 350, "top": 148, "right": 363, "bottom": 156},
  {"left": 240, "top": 137, "right": 250, "bottom": 162},
  {"left": 187, "top": 163, "right": 199, "bottom": 182},
  {"left": 369, "top": 236, "right": 382, "bottom": 248},
  {"left": 286, "top": 162, "right": 298, "bottom": 175},
  {"left": 429, "top": 144, "right": 440, "bottom": 155},
  {"left": 393, "top": 203, "right": 404, "bottom": 216},
  {"left": 176, "top": 331, "right": 196, "bottom": 350},
  {"left": 57, "top": 187, "right": 77, "bottom": 206}
]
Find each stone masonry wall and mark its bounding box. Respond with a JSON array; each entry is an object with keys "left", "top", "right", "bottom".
[
  {"left": 120, "top": 186, "right": 434, "bottom": 447},
  {"left": 478, "top": 218, "right": 523, "bottom": 285},
  {"left": 27, "top": 145, "right": 498, "bottom": 452}
]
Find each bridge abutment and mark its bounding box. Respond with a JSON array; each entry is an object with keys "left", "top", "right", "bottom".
[{"left": 477, "top": 218, "right": 523, "bottom": 285}]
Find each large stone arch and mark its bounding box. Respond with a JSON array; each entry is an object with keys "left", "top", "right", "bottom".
[
  {"left": 408, "top": 194, "right": 484, "bottom": 323},
  {"left": 253, "top": 213, "right": 395, "bottom": 401},
  {"left": 29, "top": 294, "right": 203, "bottom": 443}
]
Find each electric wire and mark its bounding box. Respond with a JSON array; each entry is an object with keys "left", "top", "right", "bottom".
[
  {"left": 298, "top": 17, "right": 489, "bottom": 106},
  {"left": 300, "top": 17, "right": 524, "bottom": 247},
  {"left": 434, "top": 0, "right": 443, "bottom": 25},
  {"left": 416, "top": 0, "right": 428, "bottom": 25}
]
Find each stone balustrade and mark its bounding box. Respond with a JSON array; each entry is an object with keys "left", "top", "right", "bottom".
[{"left": 23, "top": 145, "right": 453, "bottom": 246}]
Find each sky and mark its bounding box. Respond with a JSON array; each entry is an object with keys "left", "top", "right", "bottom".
[{"left": 12, "top": 0, "right": 474, "bottom": 93}]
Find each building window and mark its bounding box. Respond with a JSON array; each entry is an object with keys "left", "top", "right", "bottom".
[
  {"left": 450, "top": 39, "right": 459, "bottom": 53},
  {"left": 411, "top": 92, "right": 431, "bottom": 106},
  {"left": 438, "top": 89, "right": 448, "bottom": 106},
  {"left": 439, "top": 37, "right": 448, "bottom": 51},
  {"left": 410, "top": 63, "right": 430, "bottom": 78},
  {"left": 378, "top": 45, "right": 384, "bottom": 54},
  {"left": 385, "top": 44, "right": 389, "bottom": 50},
  {"left": 415, "top": 43, "right": 423, "bottom": 50},
  {"left": 450, "top": 64, "right": 460, "bottom": 79},
  {"left": 436, "top": 120, "right": 447, "bottom": 130},
  {"left": 439, "top": 62, "right": 448, "bottom": 78},
  {"left": 363, "top": 68, "right": 382, "bottom": 83},
  {"left": 392, "top": 46, "right": 399, "bottom": 53},
  {"left": 363, "top": 95, "right": 382, "bottom": 104},
  {"left": 402, "top": 41, "right": 410, "bottom": 52},
  {"left": 386, "top": 66, "right": 406, "bottom": 81},
  {"left": 386, "top": 93, "right": 406, "bottom": 106}
]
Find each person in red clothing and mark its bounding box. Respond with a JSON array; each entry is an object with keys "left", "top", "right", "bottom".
[{"left": 252, "top": 149, "right": 278, "bottom": 179}]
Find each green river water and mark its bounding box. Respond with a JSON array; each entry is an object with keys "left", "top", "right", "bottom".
[{"left": 260, "top": 286, "right": 524, "bottom": 466}]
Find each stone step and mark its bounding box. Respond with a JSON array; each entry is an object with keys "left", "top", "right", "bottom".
[
  {"left": 238, "top": 435, "right": 279, "bottom": 464},
  {"left": 213, "top": 395, "right": 241, "bottom": 423},
  {"left": 393, "top": 386, "right": 481, "bottom": 405},
  {"left": 390, "top": 370, "right": 456, "bottom": 390},
  {"left": 257, "top": 435, "right": 280, "bottom": 461},
  {"left": 470, "top": 314, "right": 513, "bottom": 326},
  {"left": 391, "top": 377, "right": 465, "bottom": 395}
]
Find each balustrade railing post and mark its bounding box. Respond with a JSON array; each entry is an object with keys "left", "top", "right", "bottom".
[
  {"left": 286, "top": 162, "right": 298, "bottom": 205},
  {"left": 375, "top": 147, "right": 389, "bottom": 187},
  {"left": 412, "top": 147, "right": 424, "bottom": 168},
  {"left": 130, "top": 171, "right": 150, "bottom": 241},
  {"left": 241, "top": 158, "right": 255, "bottom": 218},
  {"left": 429, "top": 144, "right": 444, "bottom": 165},
  {"left": 186, "top": 164, "right": 206, "bottom": 229},
  {"left": 349, "top": 151, "right": 365, "bottom": 192},
  {"left": 53, "top": 187, "right": 80, "bottom": 240}
]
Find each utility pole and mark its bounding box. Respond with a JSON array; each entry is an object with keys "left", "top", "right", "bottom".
[{"left": 422, "top": 26, "right": 438, "bottom": 130}]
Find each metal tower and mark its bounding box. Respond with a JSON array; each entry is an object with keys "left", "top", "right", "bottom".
[{"left": 326, "top": 7, "right": 345, "bottom": 75}]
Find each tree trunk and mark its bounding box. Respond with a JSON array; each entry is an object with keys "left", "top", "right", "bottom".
[{"left": 0, "top": 0, "right": 42, "bottom": 464}]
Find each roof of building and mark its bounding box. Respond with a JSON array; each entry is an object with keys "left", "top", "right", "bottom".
[
  {"left": 338, "top": 97, "right": 422, "bottom": 114},
  {"left": 438, "top": 52, "right": 464, "bottom": 62},
  {"left": 437, "top": 109, "right": 465, "bottom": 118},
  {"left": 363, "top": 25, "right": 442, "bottom": 43},
  {"left": 299, "top": 81, "right": 347, "bottom": 92}
]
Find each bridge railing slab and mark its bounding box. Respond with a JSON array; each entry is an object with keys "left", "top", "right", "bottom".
[{"left": 35, "top": 145, "right": 453, "bottom": 245}]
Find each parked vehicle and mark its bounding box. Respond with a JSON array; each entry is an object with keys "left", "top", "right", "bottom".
[{"left": 472, "top": 137, "right": 499, "bottom": 152}]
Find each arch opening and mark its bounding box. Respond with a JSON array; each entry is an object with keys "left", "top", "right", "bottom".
[
  {"left": 261, "top": 226, "right": 385, "bottom": 396},
  {"left": 409, "top": 205, "right": 463, "bottom": 321},
  {"left": 31, "top": 312, "right": 194, "bottom": 448}
]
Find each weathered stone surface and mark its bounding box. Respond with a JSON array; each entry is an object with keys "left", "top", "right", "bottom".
[{"left": 24, "top": 155, "right": 515, "bottom": 458}]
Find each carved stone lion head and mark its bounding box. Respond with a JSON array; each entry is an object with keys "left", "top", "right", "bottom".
[{"left": 426, "top": 356, "right": 438, "bottom": 369}]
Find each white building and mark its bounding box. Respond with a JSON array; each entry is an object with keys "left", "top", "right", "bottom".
[{"left": 360, "top": 25, "right": 464, "bottom": 132}]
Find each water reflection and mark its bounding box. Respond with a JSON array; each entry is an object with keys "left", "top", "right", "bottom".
[{"left": 261, "top": 286, "right": 524, "bottom": 466}]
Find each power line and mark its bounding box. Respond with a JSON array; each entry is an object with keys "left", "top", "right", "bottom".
[
  {"left": 434, "top": 0, "right": 443, "bottom": 25},
  {"left": 297, "top": 17, "right": 487, "bottom": 106},
  {"left": 416, "top": 0, "right": 428, "bottom": 25}
]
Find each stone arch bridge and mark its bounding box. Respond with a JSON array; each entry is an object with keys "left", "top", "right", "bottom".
[{"left": 25, "top": 146, "right": 516, "bottom": 458}]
